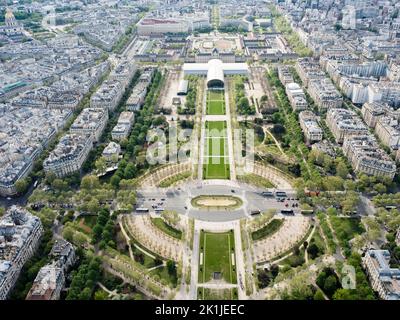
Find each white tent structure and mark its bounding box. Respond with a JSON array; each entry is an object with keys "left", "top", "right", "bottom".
[{"left": 183, "top": 59, "right": 248, "bottom": 89}]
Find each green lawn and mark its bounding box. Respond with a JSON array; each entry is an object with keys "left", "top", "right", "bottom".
[
  {"left": 204, "top": 121, "right": 230, "bottom": 179},
  {"left": 208, "top": 90, "right": 224, "bottom": 101},
  {"left": 251, "top": 219, "right": 284, "bottom": 241},
  {"left": 151, "top": 218, "right": 182, "bottom": 240},
  {"left": 198, "top": 231, "right": 237, "bottom": 284},
  {"left": 206, "top": 121, "right": 226, "bottom": 134},
  {"left": 198, "top": 288, "right": 238, "bottom": 300},
  {"left": 207, "top": 90, "right": 225, "bottom": 115}
]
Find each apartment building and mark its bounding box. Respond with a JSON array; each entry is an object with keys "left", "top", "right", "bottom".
[
  {"left": 50, "top": 239, "right": 76, "bottom": 272},
  {"left": 326, "top": 108, "right": 368, "bottom": 144},
  {"left": 278, "top": 65, "right": 294, "bottom": 85},
  {"left": 109, "top": 60, "right": 137, "bottom": 91},
  {"left": 308, "top": 78, "right": 343, "bottom": 111},
  {"left": 26, "top": 262, "right": 65, "bottom": 300},
  {"left": 361, "top": 102, "right": 389, "bottom": 128},
  {"left": 343, "top": 135, "right": 396, "bottom": 180},
  {"left": 26, "top": 239, "right": 76, "bottom": 300},
  {"left": 69, "top": 108, "right": 108, "bottom": 142},
  {"left": 299, "top": 110, "right": 323, "bottom": 143},
  {"left": 43, "top": 134, "right": 93, "bottom": 178},
  {"left": 111, "top": 111, "right": 134, "bottom": 141},
  {"left": 102, "top": 142, "right": 121, "bottom": 162},
  {"left": 90, "top": 79, "right": 124, "bottom": 112},
  {"left": 0, "top": 206, "right": 43, "bottom": 300},
  {"left": 285, "top": 82, "right": 308, "bottom": 111},
  {"left": 137, "top": 18, "right": 189, "bottom": 36},
  {"left": 375, "top": 116, "right": 400, "bottom": 151},
  {"left": 295, "top": 58, "right": 325, "bottom": 87},
  {"left": 126, "top": 69, "right": 154, "bottom": 111},
  {"left": 368, "top": 82, "right": 400, "bottom": 108},
  {"left": 363, "top": 250, "right": 400, "bottom": 300}
]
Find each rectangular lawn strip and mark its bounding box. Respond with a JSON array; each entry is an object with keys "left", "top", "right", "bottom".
[
  {"left": 150, "top": 217, "right": 182, "bottom": 240},
  {"left": 208, "top": 90, "right": 224, "bottom": 101},
  {"left": 199, "top": 288, "right": 238, "bottom": 300},
  {"left": 206, "top": 90, "right": 226, "bottom": 115},
  {"left": 251, "top": 219, "right": 284, "bottom": 241},
  {"left": 205, "top": 120, "right": 226, "bottom": 134},
  {"left": 198, "top": 231, "right": 237, "bottom": 284},
  {"left": 207, "top": 100, "right": 225, "bottom": 115},
  {"left": 204, "top": 121, "right": 230, "bottom": 179},
  {"left": 207, "top": 137, "right": 227, "bottom": 156},
  {"left": 204, "top": 161, "right": 230, "bottom": 179}
]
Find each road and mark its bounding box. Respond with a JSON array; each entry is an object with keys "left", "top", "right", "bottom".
[{"left": 136, "top": 181, "right": 298, "bottom": 222}]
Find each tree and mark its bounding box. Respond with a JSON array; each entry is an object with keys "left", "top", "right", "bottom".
[
  {"left": 323, "top": 275, "right": 340, "bottom": 297},
  {"left": 95, "top": 157, "right": 107, "bottom": 174},
  {"left": 52, "top": 178, "right": 67, "bottom": 191},
  {"left": 81, "top": 175, "right": 100, "bottom": 190},
  {"left": 257, "top": 269, "right": 271, "bottom": 288},
  {"left": 87, "top": 199, "right": 100, "bottom": 214},
  {"left": 167, "top": 260, "right": 176, "bottom": 275},
  {"left": 110, "top": 175, "right": 121, "bottom": 188},
  {"left": 62, "top": 226, "right": 74, "bottom": 243},
  {"left": 307, "top": 242, "right": 320, "bottom": 260},
  {"left": 15, "top": 178, "right": 29, "bottom": 194},
  {"left": 313, "top": 289, "right": 325, "bottom": 300},
  {"left": 73, "top": 232, "right": 87, "bottom": 247},
  {"left": 373, "top": 183, "right": 386, "bottom": 194},
  {"left": 45, "top": 171, "right": 56, "bottom": 185},
  {"left": 94, "top": 290, "right": 109, "bottom": 300},
  {"left": 123, "top": 163, "right": 136, "bottom": 179},
  {"left": 271, "top": 124, "right": 285, "bottom": 135},
  {"left": 336, "top": 161, "right": 349, "bottom": 179},
  {"left": 79, "top": 287, "right": 92, "bottom": 300}
]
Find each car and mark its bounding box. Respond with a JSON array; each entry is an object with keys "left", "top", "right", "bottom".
[
  {"left": 285, "top": 203, "right": 289, "bottom": 207},
  {"left": 231, "top": 189, "right": 235, "bottom": 193},
  {"left": 161, "top": 198, "right": 166, "bottom": 201}
]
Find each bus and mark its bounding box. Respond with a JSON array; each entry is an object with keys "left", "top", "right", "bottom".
[
  {"left": 155, "top": 207, "right": 165, "bottom": 212},
  {"left": 136, "top": 207, "right": 149, "bottom": 213},
  {"left": 275, "top": 191, "right": 287, "bottom": 198},
  {"left": 251, "top": 210, "right": 261, "bottom": 216},
  {"left": 261, "top": 191, "right": 274, "bottom": 197},
  {"left": 281, "top": 209, "right": 294, "bottom": 215}
]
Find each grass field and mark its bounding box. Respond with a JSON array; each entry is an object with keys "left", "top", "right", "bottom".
[
  {"left": 198, "top": 231, "right": 237, "bottom": 284},
  {"left": 203, "top": 121, "right": 230, "bottom": 179},
  {"left": 251, "top": 219, "right": 284, "bottom": 241},
  {"left": 206, "top": 90, "right": 225, "bottom": 115},
  {"left": 151, "top": 217, "right": 183, "bottom": 240},
  {"left": 198, "top": 288, "right": 238, "bottom": 300}
]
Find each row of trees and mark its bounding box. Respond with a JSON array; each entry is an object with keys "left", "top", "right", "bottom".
[
  {"left": 110, "top": 70, "right": 163, "bottom": 188},
  {"left": 178, "top": 76, "right": 197, "bottom": 115},
  {"left": 235, "top": 76, "right": 256, "bottom": 115},
  {"left": 92, "top": 208, "right": 116, "bottom": 249},
  {"left": 66, "top": 256, "right": 102, "bottom": 300}
]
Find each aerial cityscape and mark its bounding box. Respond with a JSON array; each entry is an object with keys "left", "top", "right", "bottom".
[{"left": 1, "top": 0, "right": 400, "bottom": 303}]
